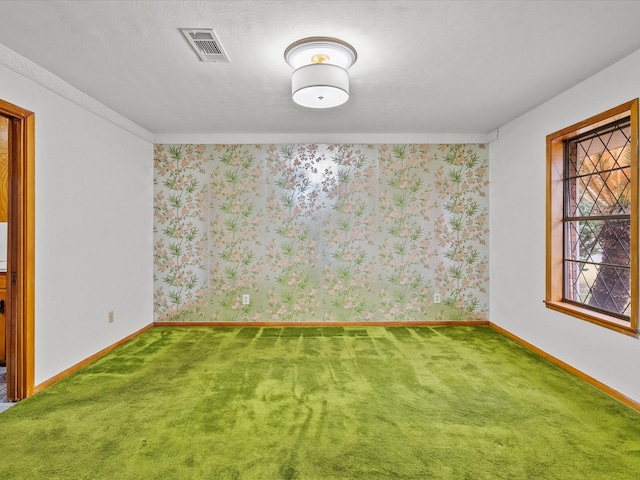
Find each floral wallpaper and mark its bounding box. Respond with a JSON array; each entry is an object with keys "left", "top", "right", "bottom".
[{"left": 154, "top": 144, "right": 489, "bottom": 322}]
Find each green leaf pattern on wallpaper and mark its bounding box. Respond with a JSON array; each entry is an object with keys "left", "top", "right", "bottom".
[
  {"left": 433, "top": 145, "right": 489, "bottom": 319},
  {"left": 209, "top": 146, "right": 264, "bottom": 321},
  {"left": 265, "top": 145, "right": 324, "bottom": 320},
  {"left": 320, "top": 145, "right": 377, "bottom": 321},
  {"left": 378, "top": 145, "right": 435, "bottom": 320},
  {"left": 153, "top": 145, "right": 208, "bottom": 320},
  {"left": 153, "top": 143, "right": 489, "bottom": 322}
]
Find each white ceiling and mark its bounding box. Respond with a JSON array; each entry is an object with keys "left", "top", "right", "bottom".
[{"left": 1, "top": 0, "right": 640, "bottom": 143}]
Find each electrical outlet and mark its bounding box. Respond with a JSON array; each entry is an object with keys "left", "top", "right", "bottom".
[
  {"left": 242, "top": 294, "right": 250, "bottom": 305},
  {"left": 433, "top": 293, "right": 441, "bottom": 304},
  {"left": 108, "top": 311, "right": 114, "bottom": 323}
]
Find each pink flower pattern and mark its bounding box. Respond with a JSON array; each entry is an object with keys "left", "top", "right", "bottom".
[
  {"left": 263, "top": 145, "right": 323, "bottom": 321},
  {"left": 377, "top": 145, "right": 436, "bottom": 320},
  {"left": 321, "top": 145, "right": 377, "bottom": 321},
  {"left": 153, "top": 143, "right": 488, "bottom": 322},
  {"left": 207, "top": 145, "right": 265, "bottom": 321},
  {"left": 153, "top": 145, "right": 207, "bottom": 321},
  {"left": 432, "top": 145, "right": 489, "bottom": 319}
]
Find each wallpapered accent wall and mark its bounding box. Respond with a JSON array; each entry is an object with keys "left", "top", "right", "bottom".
[{"left": 153, "top": 144, "right": 489, "bottom": 322}]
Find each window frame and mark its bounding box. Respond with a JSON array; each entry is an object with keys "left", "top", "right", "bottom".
[{"left": 546, "top": 99, "right": 639, "bottom": 337}]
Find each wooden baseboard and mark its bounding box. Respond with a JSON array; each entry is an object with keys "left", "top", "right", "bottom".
[
  {"left": 33, "top": 323, "right": 154, "bottom": 393},
  {"left": 154, "top": 320, "right": 491, "bottom": 327},
  {"left": 490, "top": 323, "right": 640, "bottom": 412}
]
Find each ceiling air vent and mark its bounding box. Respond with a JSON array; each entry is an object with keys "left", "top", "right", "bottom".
[{"left": 180, "top": 28, "right": 230, "bottom": 63}]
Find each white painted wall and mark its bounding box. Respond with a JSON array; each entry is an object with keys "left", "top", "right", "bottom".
[
  {"left": 0, "top": 63, "right": 154, "bottom": 386},
  {"left": 490, "top": 47, "right": 640, "bottom": 403}
]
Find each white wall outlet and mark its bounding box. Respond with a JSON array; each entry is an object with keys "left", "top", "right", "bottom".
[
  {"left": 433, "top": 293, "right": 441, "bottom": 304},
  {"left": 108, "top": 311, "right": 114, "bottom": 323},
  {"left": 242, "top": 294, "right": 250, "bottom": 305}
]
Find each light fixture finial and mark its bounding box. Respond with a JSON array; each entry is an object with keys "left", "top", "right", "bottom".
[{"left": 311, "top": 53, "right": 330, "bottom": 64}]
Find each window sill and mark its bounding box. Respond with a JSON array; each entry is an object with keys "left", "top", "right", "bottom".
[{"left": 544, "top": 300, "right": 638, "bottom": 337}]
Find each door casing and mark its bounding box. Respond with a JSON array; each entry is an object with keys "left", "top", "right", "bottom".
[{"left": 0, "top": 98, "right": 35, "bottom": 401}]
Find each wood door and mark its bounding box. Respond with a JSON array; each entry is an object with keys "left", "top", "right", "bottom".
[
  {"left": 0, "top": 272, "right": 5, "bottom": 364},
  {"left": 0, "top": 115, "right": 6, "bottom": 365},
  {"left": 0, "top": 114, "right": 7, "bottom": 221}
]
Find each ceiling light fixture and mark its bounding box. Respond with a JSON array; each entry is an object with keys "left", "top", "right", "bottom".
[{"left": 284, "top": 37, "right": 357, "bottom": 109}]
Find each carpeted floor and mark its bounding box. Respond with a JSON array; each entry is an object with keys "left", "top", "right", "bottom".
[{"left": 0, "top": 326, "right": 639, "bottom": 479}]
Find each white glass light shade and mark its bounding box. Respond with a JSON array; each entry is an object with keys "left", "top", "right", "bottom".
[{"left": 291, "top": 63, "right": 349, "bottom": 109}]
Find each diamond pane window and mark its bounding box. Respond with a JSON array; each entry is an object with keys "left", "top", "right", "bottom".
[
  {"left": 547, "top": 100, "right": 638, "bottom": 336},
  {"left": 563, "top": 118, "right": 632, "bottom": 319}
]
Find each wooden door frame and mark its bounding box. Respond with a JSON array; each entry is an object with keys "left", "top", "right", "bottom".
[{"left": 0, "top": 98, "right": 35, "bottom": 401}]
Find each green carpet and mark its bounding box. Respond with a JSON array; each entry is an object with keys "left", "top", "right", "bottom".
[{"left": 1, "top": 326, "right": 639, "bottom": 479}]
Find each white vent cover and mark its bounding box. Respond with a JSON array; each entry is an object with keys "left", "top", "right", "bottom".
[{"left": 180, "top": 28, "right": 230, "bottom": 63}]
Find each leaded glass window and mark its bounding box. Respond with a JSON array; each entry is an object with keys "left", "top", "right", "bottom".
[{"left": 563, "top": 118, "right": 631, "bottom": 319}]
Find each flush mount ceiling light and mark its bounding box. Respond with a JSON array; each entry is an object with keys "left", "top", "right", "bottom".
[{"left": 284, "top": 37, "right": 357, "bottom": 109}]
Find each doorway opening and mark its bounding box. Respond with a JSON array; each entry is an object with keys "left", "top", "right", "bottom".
[{"left": 0, "top": 98, "right": 35, "bottom": 402}]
